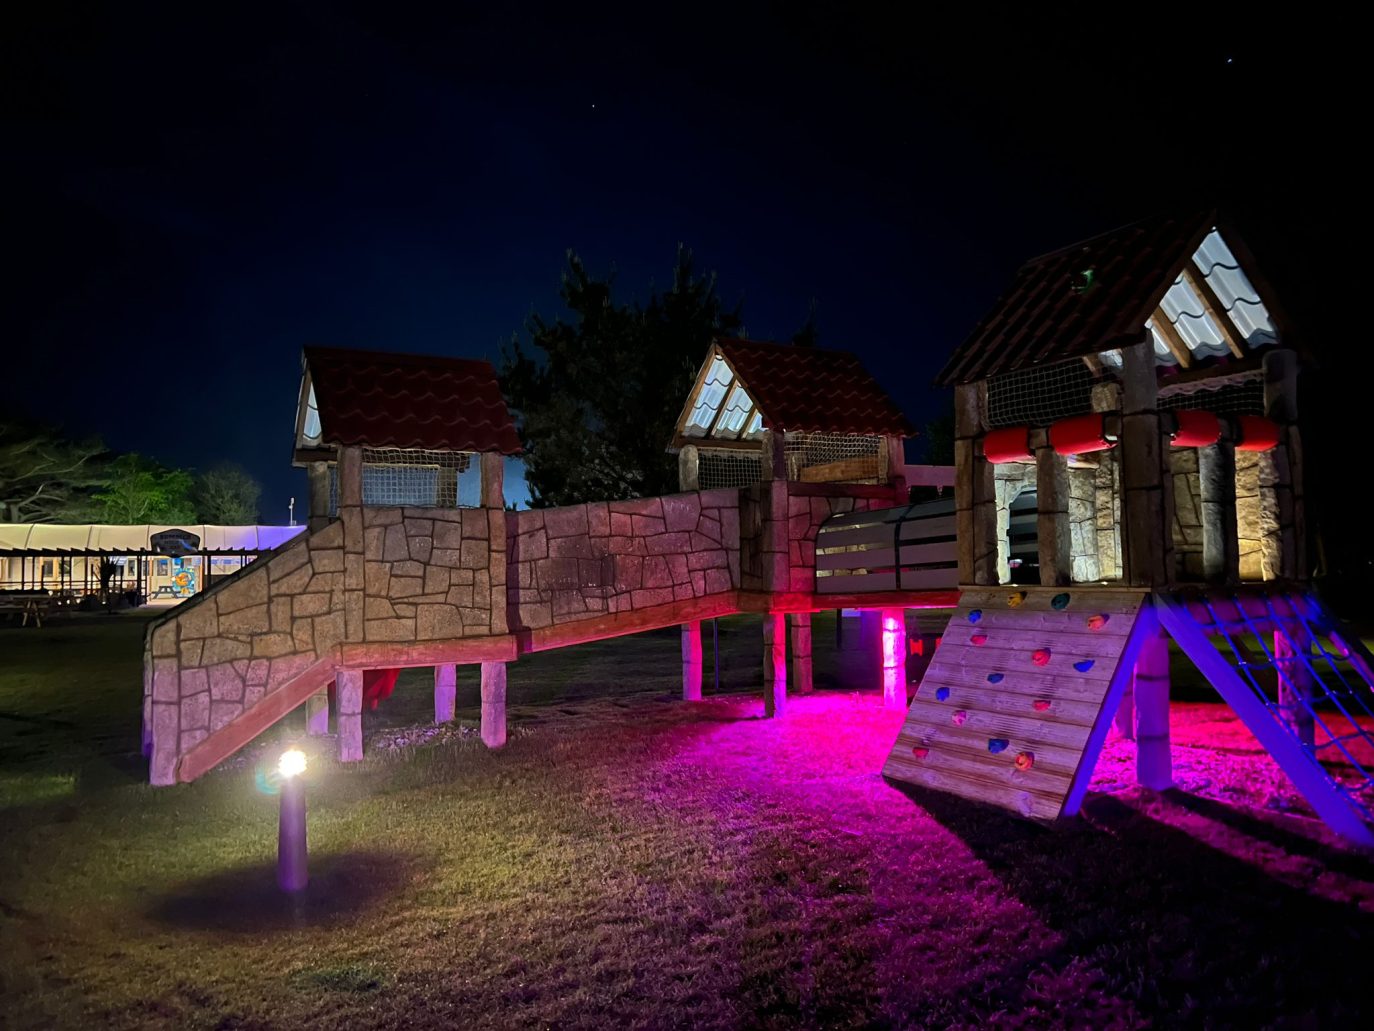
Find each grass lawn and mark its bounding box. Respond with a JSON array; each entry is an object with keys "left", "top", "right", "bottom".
[{"left": 2, "top": 611, "right": 1374, "bottom": 1028}]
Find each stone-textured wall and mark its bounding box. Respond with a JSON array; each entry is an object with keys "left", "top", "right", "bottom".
[
  {"left": 1237, "top": 449, "right": 1281, "bottom": 581},
  {"left": 508, "top": 490, "right": 741, "bottom": 631},
  {"left": 784, "top": 488, "right": 896, "bottom": 592},
  {"left": 994, "top": 464, "right": 1036, "bottom": 583},
  {"left": 1169, "top": 448, "right": 1205, "bottom": 580},
  {"left": 1093, "top": 452, "right": 1122, "bottom": 581},
  {"left": 1067, "top": 465, "right": 1099, "bottom": 583}
]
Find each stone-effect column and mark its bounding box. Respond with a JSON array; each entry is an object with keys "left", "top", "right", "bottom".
[
  {"left": 790, "top": 613, "right": 813, "bottom": 695},
  {"left": 306, "top": 691, "right": 329, "bottom": 736},
  {"left": 679, "top": 445, "right": 700, "bottom": 491},
  {"left": 1134, "top": 631, "right": 1171, "bottom": 789},
  {"left": 1119, "top": 339, "right": 1173, "bottom": 586},
  {"left": 955, "top": 383, "right": 998, "bottom": 584},
  {"left": 880, "top": 609, "right": 907, "bottom": 710},
  {"left": 1036, "top": 446, "right": 1072, "bottom": 586},
  {"left": 763, "top": 612, "right": 787, "bottom": 717},
  {"left": 1264, "top": 349, "right": 1303, "bottom": 580},
  {"left": 307, "top": 461, "right": 331, "bottom": 532},
  {"left": 1275, "top": 626, "right": 1315, "bottom": 751},
  {"left": 480, "top": 661, "right": 507, "bottom": 748},
  {"left": 681, "top": 622, "right": 703, "bottom": 701},
  {"left": 1198, "top": 440, "right": 1239, "bottom": 584},
  {"left": 434, "top": 663, "right": 457, "bottom": 723},
  {"left": 337, "top": 670, "right": 363, "bottom": 762}
]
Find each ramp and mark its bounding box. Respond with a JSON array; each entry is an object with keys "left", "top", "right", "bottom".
[{"left": 883, "top": 586, "right": 1151, "bottom": 820}]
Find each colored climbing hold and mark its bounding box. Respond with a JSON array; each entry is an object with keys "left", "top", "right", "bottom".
[
  {"left": 1073, "top": 659, "right": 1095, "bottom": 673},
  {"left": 952, "top": 709, "right": 968, "bottom": 726},
  {"left": 987, "top": 672, "right": 1005, "bottom": 684},
  {"left": 970, "top": 633, "right": 988, "bottom": 646},
  {"left": 935, "top": 687, "right": 950, "bottom": 701},
  {"left": 968, "top": 609, "right": 983, "bottom": 624},
  {"left": 987, "top": 738, "right": 1010, "bottom": 754},
  {"left": 1014, "top": 751, "right": 1035, "bottom": 771},
  {"left": 1032, "top": 699, "right": 1051, "bottom": 712},
  {"left": 1031, "top": 648, "right": 1051, "bottom": 666},
  {"left": 912, "top": 746, "right": 929, "bottom": 759},
  {"left": 1087, "top": 614, "right": 1110, "bottom": 631},
  {"left": 1051, "top": 592, "right": 1071, "bottom": 610},
  {"left": 1008, "top": 591, "right": 1027, "bottom": 608}
]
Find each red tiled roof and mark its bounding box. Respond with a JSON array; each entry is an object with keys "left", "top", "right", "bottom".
[
  {"left": 716, "top": 338, "right": 914, "bottom": 436},
  {"left": 303, "top": 346, "right": 522, "bottom": 455},
  {"left": 937, "top": 211, "right": 1216, "bottom": 386}
]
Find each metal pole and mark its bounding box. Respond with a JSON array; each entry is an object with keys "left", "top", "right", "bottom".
[
  {"left": 712, "top": 618, "right": 720, "bottom": 694},
  {"left": 277, "top": 775, "right": 308, "bottom": 892}
]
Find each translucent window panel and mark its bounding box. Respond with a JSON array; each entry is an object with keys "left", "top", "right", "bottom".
[
  {"left": 1147, "top": 322, "right": 1180, "bottom": 366},
  {"left": 683, "top": 356, "right": 734, "bottom": 437},
  {"left": 1159, "top": 279, "right": 1232, "bottom": 362},
  {"left": 302, "top": 383, "right": 322, "bottom": 443},
  {"left": 1192, "top": 229, "right": 1278, "bottom": 347},
  {"left": 711, "top": 382, "right": 756, "bottom": 439},
  {"left": 1098, "top": 348, "right": 1124, "bottom": 370},
  {"left": 742, "top": 410, "right": 765, "bottom": 440}
]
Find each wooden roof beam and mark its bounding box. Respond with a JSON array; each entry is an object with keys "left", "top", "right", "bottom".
[
  {"left": 1181, "top": 266, "right": 1245, "bottom": 358},
  {"left": 1149, "top": 309, "right": 1193, "bottom": 368}
]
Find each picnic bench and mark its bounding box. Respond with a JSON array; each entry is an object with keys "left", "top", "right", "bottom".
[{"left": 0, "top": 593, "right": 55, "bottom": 628}]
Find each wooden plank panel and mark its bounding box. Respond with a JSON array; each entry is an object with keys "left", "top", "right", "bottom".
[
  {"left": 818, "top": 567, "right": 959, "bottom": 594},
  {"left": 885, "top": 589, "right": 1147, "bottom": 822},
  {"left": 816, "top": 540, "right": 956, "bottom": 571},
  {"left": 819, "top": 515, "right": 956, "bottom": 550},
  {"left": 799, "top": 456, "right": 880, "bottom": 482}
]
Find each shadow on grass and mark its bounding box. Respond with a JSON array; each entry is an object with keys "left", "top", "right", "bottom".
[
  {"left": 890, "top": 781, "right": 1374, "bottom": 1023},
  {"left": 146, "top": 849, "right": 422, "bottom": 933}
]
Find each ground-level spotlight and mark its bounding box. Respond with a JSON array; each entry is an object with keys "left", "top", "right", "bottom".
[{"left": 277, "top": 748, "right": 308, "bottom": 893}]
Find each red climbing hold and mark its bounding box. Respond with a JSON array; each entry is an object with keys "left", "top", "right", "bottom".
[
  {"left": 1087, "top": 614, "right": 1110, "bottom": 631},
  {"left": 952, "top": 709, "right": 968, "bottom": 726},
  {"left": 912, "top": 746, "right": 929, "bottom": 759},
  {"left": 1014, "top": 751, "right": 1035, "bottom": 771},
  {"left": 971, "top": 633, "right": 988, "bottom": 646},
  {"left": 1031, "top": 648, "right": 1051, "bottom": 666},
  {"left": 1032, "top": 699, "right": 1051, "bottom": 712}
]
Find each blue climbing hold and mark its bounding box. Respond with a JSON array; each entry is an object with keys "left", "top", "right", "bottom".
[
  {"left": 1073, "top": 659, "right": 1095, "bottom": 673},
  {"left": 935, "top": 687, "right": 950, "bottom": 701},
  {"left": 968, "top": 609, "right": 983, "bottom": 624},
  {"left": 1051, "top": 592, "right": 1071, "bottom": 610},
  {"left": 987, "top": 738, "right": 1010, "bottom": 754},
  {"left": 987, "top": 672, "right": 1005, "bottom": 684}
]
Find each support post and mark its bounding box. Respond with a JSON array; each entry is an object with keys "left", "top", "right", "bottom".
[
  {"left": 763, "top": 612, "right": 787, "bottom": 717},
  {"left": 1113, "top": 675, "right": 1135, "bottom": 740},
  {"left": 790, "top": 613, "right": 813, "bottom": 695},
  {"left": 1119, "top": 338, "right": 1173, "bottom": 586},
  {"left": 480, "top": 661, "right": 507, "bottom": 748},
  {"left": 1035, "top": 445, "right": 1072, "bottom": 586},
  {"left": 307, "top": 461, "right": 331, "bottom": 532},
  {"left": 1275, "top": 625, "right": 1315, "bottom": 751},
  {"left": 434, "top": 663, "right": 457, "bottom": 723},
  {"left": 1198, "top": 440, "right": 1239, "bottom": 583},
  {"left": 880, "top": 608, "right": 907, "bottom": 710},
  {"left": 955, "top": 382, "right": 998, "bottom": 584},
  {"left": 1134, "top": 631, "right": 1171, "bottom": 789},
  {"left": 681, "top": 621, "right": 703, "bottom": 701},
  {"left": 678, "top": 444, "right": 700, "bottom": 492},
  {"left": 305, "top": 690, "right": 329, "bottom": 736},
  {"left": 336, "top": 670, "right": 363, "bottom": 762},
  {"left": 760, "top": 430, "right": 789, "bottom": 481},
  {"left": 1263, "top": 349, "right": 1304, "bottom": 580},
  {"left": 480, "top": 451, "right": 504, "bottom": 509}
]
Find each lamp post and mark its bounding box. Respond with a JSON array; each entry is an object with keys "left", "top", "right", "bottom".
[{"left": 277, "top": 748, "right": 308, "bottom": 892}]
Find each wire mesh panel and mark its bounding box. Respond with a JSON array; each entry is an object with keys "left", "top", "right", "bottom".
[
  {"left": 698, "top": 449, "right": 764, "bottom": 490},
  {"left": 987, "top": 359, "right": 1097, "bottom": 427},
  {"left": 784, "top": 432, "right": 883, "bottom": 483},
  {"left": 1159, "top": 374, "right": 1265, "bottom": 416},
  {"left": 360, "top": 448, "right": 477, "bottom": 507}
]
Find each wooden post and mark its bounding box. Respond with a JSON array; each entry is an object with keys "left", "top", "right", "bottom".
[
  {"left": 880, "top": 608, "right": 907, "bottom": 709},
  {"left": 763, "top": 612, "right": 787, "bottom": 717},
  {"left": 1036, "top": 445, "right": 1072, "bottom": 586},
  {"left": 955, "top": 382, "right": 998, "bottom": 584},
  {"left": 790, "top": 613, "right": 813, "bottom": 695},
  {"left": 1113, "top": 674, "right": 1135, "bottom": 740},
  {"left": 681, "top": 621, "right": 703, "bottom": 700},
  {"left": 435, "top": 663, "right": 457, "bottom": 723},
  {"left": 882, "top": 434, "right": 907, "bottom": 496},
  {"left": 760, "top": 430, "right": 788, "bottom": 481},
  {"left": 480, "top": 661, "right": 507, "bottom": 748},
  {"left": 336, "top": 670, "right": 363, "bottom": 762},
  {"left": 1198, "top": 440, "right": 1239, "bottom": 583},
  {"left": 307, "top": 461, "right": 331, "bottom": 531},
  {"left": 480, "top": 452, "right": 504, "bottom": 509},
  {"left": 1263, "top": 349, "right": 1303, "bottom": 580},
  {"left": 1134, "top": 630, "right": 1171, "bottom": 789},
  {"left": 1119, "top": 339, "right": 1173, "bottom": 586},
  {"left": 679, "top": 444, "right": 700, "bottom": 492},
  {"left": 305, "top": 691, "right": 329, "bottom": 736},
  {"left": 1275, "top": 625, "right": 1315, "bottom": 751}
]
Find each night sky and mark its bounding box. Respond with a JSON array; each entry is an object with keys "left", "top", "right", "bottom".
[{"left": 4, "top": 5, "right": 1357, "bottom": 522}]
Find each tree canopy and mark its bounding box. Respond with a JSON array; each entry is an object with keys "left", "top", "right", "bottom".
[
  {"left": 500, "top": 247, "right": 746, "bottom": 507},
  {"left": 192, "top": 464, "right": 262, "bottom": 524},
  {"left": 0, "top": 419, "right": 107, "bottom": 522},
  {"left": 92, "top": 455, "right": 197, "bottom": 524}
]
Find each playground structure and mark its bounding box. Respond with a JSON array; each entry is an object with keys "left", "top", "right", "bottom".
[
  {"left": 142, "top": 342, "right": 955, "bottom": 785},
  {"left": 884, "top": 210, "right": 1374, "bottom": 846},
  {"left": 142, "top": 211, "right": 1374, "bottom": 848}
]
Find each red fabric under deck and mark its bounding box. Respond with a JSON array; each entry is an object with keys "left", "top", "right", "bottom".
[
  {"left": 1171, "top": 409, "right": 1221, "bottom": 448},
  {"left": 1050, "top": 413, "right": 1114, "bottom": 456},
  {"left": 983, "top": 425, "right": 1034, "bottom": 464},
  {"left": 1236, "top": 415, "right": 1281, "bottom": 452}
]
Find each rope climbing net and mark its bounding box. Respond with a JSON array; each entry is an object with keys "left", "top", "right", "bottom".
[
  {"left": 698, "top": 449, "right": 764, "bottom": 490},
  {"left": 986, "top": 358, "right": 1097, "bottom": 428}
]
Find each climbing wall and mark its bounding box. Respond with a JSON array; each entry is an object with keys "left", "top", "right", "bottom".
[{"left": 883, "top": 586, "right": 1150, "bottom": 820}]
